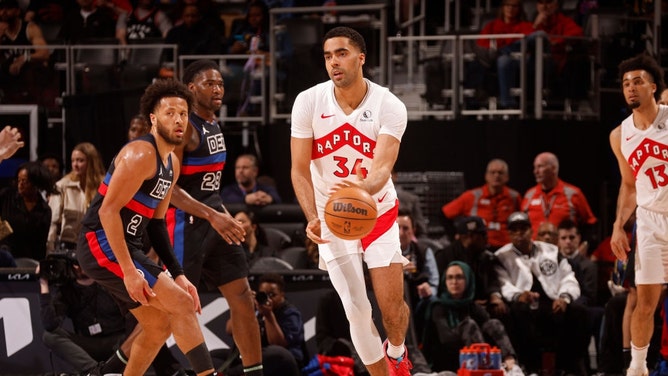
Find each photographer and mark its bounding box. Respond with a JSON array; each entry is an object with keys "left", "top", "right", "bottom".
[
  {"left": 218, "top": 273, "right": 305, "bottom": 376},
  {"left": 38, "top": 251, "right": 127, "bottom": 374}
]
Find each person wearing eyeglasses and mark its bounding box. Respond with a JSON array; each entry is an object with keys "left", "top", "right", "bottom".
[
  {"left": 495, "top": 212, "right": 589, "bottom": 375},
  {"left": 421, "top": 261, "right": 520, "bottom": 374}
]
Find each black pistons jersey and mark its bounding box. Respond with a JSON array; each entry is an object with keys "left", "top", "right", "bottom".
[
  {"left": 177, "top": 112, "right": 226, "bottom": 208},
  {"left": 80, "top": 134, "right": 174, "bottom": 257}
]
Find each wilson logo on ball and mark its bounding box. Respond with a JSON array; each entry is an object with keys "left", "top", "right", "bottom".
[{"left": 332, "top": 203, "right": 369, "bottom": 216}]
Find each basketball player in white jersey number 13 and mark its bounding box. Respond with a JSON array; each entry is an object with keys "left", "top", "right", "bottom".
[
  {"left": 290, "top": 27, "right": 412, "bottom": 376},
  {"left": 610, "top": 54, "right": 668, "bottom": 376}
]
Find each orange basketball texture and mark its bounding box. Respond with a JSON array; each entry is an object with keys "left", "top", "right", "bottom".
[{"left": 324, "top": 187, "right": 378, "bottom": 240}]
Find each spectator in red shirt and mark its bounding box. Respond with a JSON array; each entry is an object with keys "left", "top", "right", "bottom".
[
  {"left": 521, "top": 152, "right": 597, "bottom": 242},
  {"left": 530, "top": 0, "right": 589, "bottom": 101},
  {"left": 442, "top": 159, "right": 521, "bottom": 251},
  {"left": 474, "top": 0, "right": 534, "bottom": 109}
]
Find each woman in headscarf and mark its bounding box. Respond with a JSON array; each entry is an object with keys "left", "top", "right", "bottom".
[{"left": 422, "top": 261, "right": 520, "bottom": 374}]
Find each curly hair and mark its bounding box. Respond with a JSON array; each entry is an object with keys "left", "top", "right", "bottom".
[
  {"left": 618, "top": 54, "right": 666, "bottom": 102},
  {"left": 139, "top": 79, "right": 193, "bottom": 122}
]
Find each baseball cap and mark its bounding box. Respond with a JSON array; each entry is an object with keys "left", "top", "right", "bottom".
[
  {"left": 0, "top": 0, "right": 19, "bottom": 9},
  {"left": 454, "top": 216, "right": 487, "bottom": 235},
  {"left": 507, "top": 211, "right": 531, "bottom": 230}
]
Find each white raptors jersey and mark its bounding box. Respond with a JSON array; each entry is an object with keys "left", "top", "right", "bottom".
[
  {"left": 621, "top": 104, "right": 668, "bottom": 212},
  {"left": 291, "top": 79, "right": 407, "bottom": 216}
]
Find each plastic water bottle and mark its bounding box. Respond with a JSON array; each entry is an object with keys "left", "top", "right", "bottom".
[{"left": 490, "top": 347, "right": 502, "bottom": 369}]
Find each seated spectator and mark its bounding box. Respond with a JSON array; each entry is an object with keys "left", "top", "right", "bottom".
[
  {"left": 115, "top": 0, "right": 172, "bottom": 45},
  {"left": 0, "top": 0, "right": 52, "bottom": 107},
  {"left": 234, "top": 209, "right": 278, "bottom": 266},
  {"left": 57, "top": 0, "right": 117, "bottom": 44},
  {"left": 557, "top": 218, "right": 602, "bottom": 373},
  {"left": 39, "top": 152, "right": 63, "bottom": 185},
  {"left": 471, "top": 0, "right": 534, "bottom": 109},
  {"left": 530, "top": 0, "right": 589, "bottom": 102},
  {"left": 434, "top": 216, "right": 507, "bottom": 319},
  {"left": 38, "top": 252, "right": 127, "bottom": 374},
  {"left": 521, "top": 152, "right": 597, "bottom": 243},
  {"left": 0, "top": 161, "right": 54, "bottom": 261},
  {"left": 397, "top": 210, "right": 439, "bottom": 332},
  {"left": 214, "top": 273, "right": 305, "bottom": 376},
  {"left": 441, "top": 159, "right": 521, "bottom": 251},
  {"left": 126, "top": 114, "right": 150, "bottom": 142},
  {"left": 536, "top": 221, "right": 558, "bottom": 245},
  {"left": 221, "top": 154, "right": 282, "bottom": 206},
  {"left": 421, "top": 261, "right": 520, "bottom": 373},
  {"left": 164, "top": 4, "right": 222, "bottom": 60},
  {"left": 170, "top": 0, "right": 225, "bottom": 46},
  {"left": 47, "top": 142, "right": 105, "bottom": 254},
  {"left": 495, "top": 211, "right": 590, "bottom": 375},
  {"left": 23, "top": 0, "right": 73, "bottom": 42}
]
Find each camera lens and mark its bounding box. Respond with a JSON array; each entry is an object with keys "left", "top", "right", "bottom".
[{"left": 256, "top": 291, "right": 269, "bottom": 305}]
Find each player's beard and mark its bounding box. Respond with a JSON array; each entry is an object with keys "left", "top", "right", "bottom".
[
  {"left": 155, "top": 120, "right": 183, "bottom": 146},
  {"left": 629, "top": 100, "right": 641, "bottom": 109}
]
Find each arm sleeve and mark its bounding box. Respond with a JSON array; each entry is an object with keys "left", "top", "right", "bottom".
[{"left": 146, "top": 218, "right": 184, "bottom": 278}]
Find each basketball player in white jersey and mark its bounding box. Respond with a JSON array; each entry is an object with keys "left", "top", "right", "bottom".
[
  {"left": 290, "top": 27, "right": 412, "bottom": 376},
  {"left": 610, "top": 54, "right": 668, "bottom": 376}
]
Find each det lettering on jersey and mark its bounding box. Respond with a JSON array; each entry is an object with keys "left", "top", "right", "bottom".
[
  {"left": 207, "top": 133, "right": 226, "bottom": 154},
  {"left": 151, "top": 178, "right": 172, "bottom": 199},
  {"left": 312, "top": 123, "right": 375, "bottom": 159}
]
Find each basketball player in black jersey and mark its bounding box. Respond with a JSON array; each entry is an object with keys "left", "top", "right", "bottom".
[
  {"left": 76, "top": 80, "right": 217, "bottom": 376},
  {"left": 167, "top": 60, "right": 264, "bottom": 376}
]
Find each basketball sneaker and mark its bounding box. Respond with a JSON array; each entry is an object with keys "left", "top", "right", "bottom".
[{"left": 383, "top": 340, "right": 412, "bottom": 376}]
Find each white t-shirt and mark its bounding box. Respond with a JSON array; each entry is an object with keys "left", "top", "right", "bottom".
[
  {"left": 621, "top": 104, "right": 668, "bottom": 212},
  {"left": 291, "top": 79, "right": 407, "bottom": 217}
]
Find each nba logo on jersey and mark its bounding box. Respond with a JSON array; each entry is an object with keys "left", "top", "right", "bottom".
[
  {"left": 150, "top": 178, "right": 172, "bottom": 199},
  {"left": 207, "top": 134, "right": 226, "bottom": 154}
]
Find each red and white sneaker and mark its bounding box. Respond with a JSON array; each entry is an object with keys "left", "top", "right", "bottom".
[{"left": 383, "top": 340, "right": 413, "bottom": 376}]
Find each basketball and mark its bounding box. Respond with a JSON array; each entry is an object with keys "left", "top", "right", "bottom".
[{"left": 324, "top": 186, "right": 378, "bottom": 240}]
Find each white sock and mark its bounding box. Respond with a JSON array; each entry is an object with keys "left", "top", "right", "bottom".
[
  {"left": 629, "top": 341, "right": 649, "bottom": 371},
  {"left": 386, "top": 340, "right": 405, "bottom": 359}
]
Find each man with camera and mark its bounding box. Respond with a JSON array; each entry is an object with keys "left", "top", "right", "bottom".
[
  {"left": 38, "top": 251, "right": 127, "bottom": 374},
  {"left": 219, "top": 273, "right": 306, "bottom": 376}
]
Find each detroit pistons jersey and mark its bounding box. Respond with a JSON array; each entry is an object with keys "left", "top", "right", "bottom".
[
  {"left": 291, "top": 79, "right": 407, "bottom": 216},
  {"left": 177, "top": 112, "right": 226, "bottom": 208},
  {"left": 80, "top": 134, "right": 174, "bottom": 250},
  {"left": 621, "top": 104, "right": 668, "bottom": 211}
]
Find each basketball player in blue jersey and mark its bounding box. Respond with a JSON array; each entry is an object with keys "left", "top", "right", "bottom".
[
  {"left": 76, "top": 80, "right": 218, "bottom": 376},
  {"left": 167, "top": 59, "right": 264, "bottom": 376}
]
